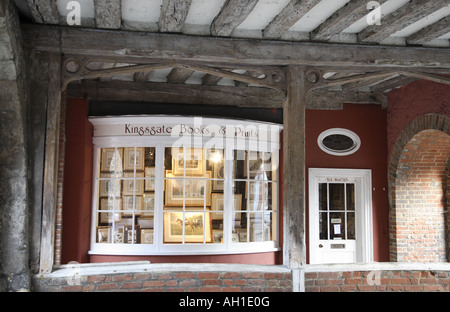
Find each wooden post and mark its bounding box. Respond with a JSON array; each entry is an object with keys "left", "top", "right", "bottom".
[
  {"left": 39, "top": 52, "right": 62, "bottom": 274},
  {"left": 283, "top": 65, "right": 307, "bottom": 270}
]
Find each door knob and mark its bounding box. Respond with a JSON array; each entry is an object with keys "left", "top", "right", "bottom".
[{"left": 319, "top": 244, "right": 323, "bottom": 248}]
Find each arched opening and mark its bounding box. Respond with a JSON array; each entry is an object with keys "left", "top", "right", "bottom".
[{"left": 389, "top": 116, "right": 450, "bottom": 262}]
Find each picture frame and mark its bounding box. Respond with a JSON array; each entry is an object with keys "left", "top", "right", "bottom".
[
  {"left": 99, "top": 173, "right": 122, "bottom": 197},
  {"left": 101, "top": 148, "right": 123, "bottom": 173},
  {"left": 211, "top": 193, "right": 242, "bottom": 219},
  {"left": 172, "top": 147, "right": 204, "bottom": 176},
  {"left": 96, "top": 226, "right": 111, "bottom": 243},
  {"left": 124, "top": 147, "right": 145, "bottom": 171},
  {"left": 113, "top": 227, "right": 124, "bottom": 243},
  {"left": 163, "top": 211, "right": 212, "bottom": 243},
  {"left": 122, "top": 195, "right": 143, "bottom": 215},
  {"left": 123, "top": 225, "right": 140, "bottom": 244},
  {"left": 99, "top": 198, "right": 122, "bottom": 223},
  {"left": 145, "top": 167, "right": 155, "bottom": 191},
  {"left": 165, "top": 171, "right": 211, "bottom": 206},
  {"left": 123, "top": 172, "right": 144, "bottom": 195},
  {"left": 142, "top": 193, "right": 155, "bottom": 216},
  {"left": 212, "top": 160, "right": 225, "bottom": 191},
  {"left": 212, "top": 230, "right": 223, "bottom": 244},
  {"left": 141, "top": 228, "right": 154, "bottom": 244}
]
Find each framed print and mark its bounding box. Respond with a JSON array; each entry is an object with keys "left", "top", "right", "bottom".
[
  {"left": 165, "top": 171, "right": 211, "bottom": 206},
  {"left": 122, "top": 195, "right": 143, "bottom": 215},
  {"left": 99, "top": 173, "right": 121, "bottom": 197},
  {"left": 101, "top": 148, "right": 123, "bottom": 173},
  {"left": 99, "top": 198, "right": 122, "bottom": 223},
  {"left": 172, "top": 148, "right": 204, "bottom": 176},
  {"left": 96, "top": 226, "right": 111, "bottom": 243},
  {"left": 142, "top": 193, "right": 155, "bottom": 216},
  {"left": 141, "top": 228, "right": 154, "bottom": 244},
  {"left": 113, "top": 227, "right": 124, "bottom": 243},
  {"left": 231, "top": 232, "right": 239, "bottom": 243},
  {"left": 124, "top": 147, "right": 145, "bottom": 171},
  {"left": 212, "top": 161, "right": 224, "bottom": 191},
  {"left": 211, "top": 193, "right": 242, "bottom": 213},
  {"left": 163, "top": 212, "right": 212, "bottom": 243},
  {"left": 212, "top": 230, "right": 223, "bottom": 244},
  {"left": 123, "top": 225, "right": 140, "bottom": 244},
  {"left": 145, "top": 167, "right": 155, "bottom": 191},
  {"left": 123, "top": 172, "right": 144, "bottom": 195}
]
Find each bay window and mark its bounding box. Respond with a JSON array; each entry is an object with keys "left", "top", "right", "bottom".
[{"left": 89, "top": 116, "right": 282, "bottom": 256}]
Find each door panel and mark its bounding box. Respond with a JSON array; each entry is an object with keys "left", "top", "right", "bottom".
[{"left": 309, "top": 169, "right": 372, "bottom": 264}]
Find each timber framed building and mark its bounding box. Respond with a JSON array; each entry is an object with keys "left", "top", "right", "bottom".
[{"left": 0, "top": 0, "right": 449, "bottom": 292}]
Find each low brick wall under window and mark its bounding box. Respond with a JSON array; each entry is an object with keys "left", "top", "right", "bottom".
[
  {"left": 304, "top": 263, "right": 450, "bottom": 292},
  {"left": 32, "top": 262, "right": 293, "bottom": 292}
]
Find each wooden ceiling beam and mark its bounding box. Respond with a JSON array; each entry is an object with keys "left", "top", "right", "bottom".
[
  {"left": 211, "top": 0, "right": 259, "bottom": 37},
  {"left": 167, "top": 67, "right": 195, "bottom": 83},
  {"left": 22, "top": 24, "right": 450, "bottom": 70},
  {"left": 263, "top": 0, "right": 322, "bottom": 39},
  {"left": 312, "top": 0, "right": 389, "bottom": 41},
  {"left": 25, "top": 0, "right": 59, "bottom": 24},
  {"left": 406, "top": 16, "right": 450, "bottom": 45},
  {"left": 358, "top": 0, "right": 448, "bottom": 43},
  {"left": 159, "top": 0, "right": 192, "bottom": 33},
  {"left": 94, "top": 0, "right": 121, "bottom": 29},
  {"left": 67, "top": 80, "right": 283, "bottom": 108}
]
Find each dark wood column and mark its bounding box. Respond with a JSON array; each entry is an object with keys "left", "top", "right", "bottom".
[{"left": 283, "top": 65, "right": 307, "bottom": 271}]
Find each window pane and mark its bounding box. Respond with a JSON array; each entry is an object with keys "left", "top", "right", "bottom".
[
  {"left": 232, "top": 212, "right": 247, "bottom": 243},
  {"left": 96, "top": 146, "right": 155, "bottom": 245},
  {"left": 249, "top": 212, "right": 263, "bottom": 242},
  {"left": 329, "top": 183, "right": 345, "bottom": 210},
  {"left": 329, "top": 212, "right": 345, "bottom": 240},
  {"left": 347, "top": 212, "right": 355, "bottom": 239},
  {"left": 211, "top": 211, "right": 224, "bottom": 244},
  {"left": 346, "top": 184, "right": 355, "bottom": 211},
  {"left": 319, "top": 212, "right": 328, "bottom": 240},
  {"left": 232, "top": 181, "right": 246, "bottom": 211},
  {"left": 319, "top": 183, "right": 327, "bottom": 211}
]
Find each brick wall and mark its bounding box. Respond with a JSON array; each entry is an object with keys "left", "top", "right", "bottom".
[
  {"left": 305, "top": 270, "right": 450, "bottom": 292},
  {"left": 32, "top": 263, "right": 293, "bottom": 292},
  {"left": 388, "top": 114, "right": 450, "bottom": 262}
]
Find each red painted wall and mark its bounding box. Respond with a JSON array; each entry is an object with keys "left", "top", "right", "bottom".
[
  {"left": 61, "top": 98, "right": 282, "bottom": 265},
  {"left": 305, "top": 103, "right": 390, "bottom": 262},
  {"left": 61, "top": 98, "right": 93, "bottom": 264},
  {"left": 387, "top": 79, "right": 450, "bottom": 161}
]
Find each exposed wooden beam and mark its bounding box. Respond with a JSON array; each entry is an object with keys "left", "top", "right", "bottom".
[
  {"left": 211, "top": 0, "right": 259, "bottom": 37},
  {"left": 306, "top": 89, "right": 383, "bottom": 109},
  {"left": 341, "top": 73, "right": 398, "bottom": 91},
  {"left": 67, "top": 80, "right": 283, "bottom": 108},
  {"left": 264, "top": 0, "right": 321, "bottom": 39},
  {"left": 358, "top": 0, "right": 448, "bottom": 43},
  {"left": 202, "top": 74, "right": 223, "bottom": 86},
  {"left": 26, "top": 0, "right": 59, "bottom": 24},
  {"left": 94, "top": 0, "right": 121, "bottom": 29},
  {"left": 167, "top": 67, "right": 194, "bottom": 83},
  {"left": 133, "top": 72, "right": 151, "bottom": 82},
  {"left": 407, "top": 16, "right": 450, "bottom": 45},
  {"left": 370, "top": 75, "right": 417, "bottom": 93},
  {"left": 312, "top": 0, "right": 389, "bottom": 41},
  {"left": 22, "top": 24, "right": 450, "bottom": 70},
  {"left": 159, "top": 0, "right": 192, "bottom": 33}
]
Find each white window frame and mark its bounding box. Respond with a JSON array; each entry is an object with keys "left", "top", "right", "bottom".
[{"left": 88, "top": 116, "right": 282, "bottom": 256}]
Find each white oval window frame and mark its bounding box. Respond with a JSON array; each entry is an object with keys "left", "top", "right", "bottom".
[{"left": 317, "top": 128, "right": 361, "bottom": 156}]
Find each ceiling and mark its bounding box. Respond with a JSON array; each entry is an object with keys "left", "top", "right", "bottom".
[
  {"left": 15, "top": 0, "right": 450, "bottom": 108},
  {"left": 16, "top": 0, "right": 450, "bottom": 47}
]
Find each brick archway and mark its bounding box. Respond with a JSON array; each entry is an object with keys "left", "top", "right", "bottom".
[{"left": 388, "top": 114, "right": 450, "bottom": 262}]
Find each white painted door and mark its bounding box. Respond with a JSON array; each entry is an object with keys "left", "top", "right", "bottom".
[{"left": 309, "top": 169, "right": 373, "bottom": 264}]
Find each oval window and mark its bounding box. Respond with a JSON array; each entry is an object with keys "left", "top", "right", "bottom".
[{"left": 318, "top": 128, "right": 361, "bottom": 156}]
